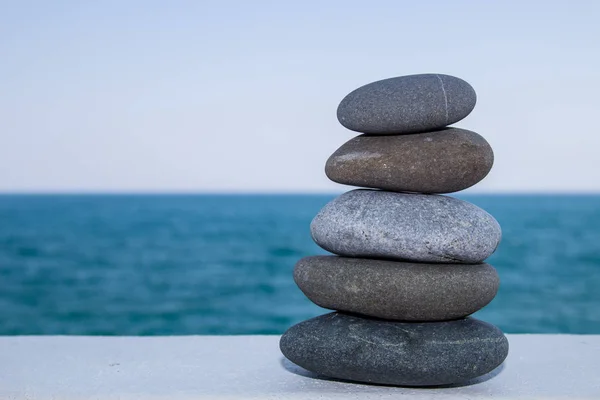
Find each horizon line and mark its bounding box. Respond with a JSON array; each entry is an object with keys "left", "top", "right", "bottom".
[{"left": 1, "top": 191, "right": 600, "bottom": 196}]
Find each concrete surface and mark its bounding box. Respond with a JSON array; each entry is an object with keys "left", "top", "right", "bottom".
[{"left": 1, "top": 334, "right": 599, "bottom": 399}]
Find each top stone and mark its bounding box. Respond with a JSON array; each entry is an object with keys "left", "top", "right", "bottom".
[{"left": 337, "top": 74, "right": 477, "bottom": 134}]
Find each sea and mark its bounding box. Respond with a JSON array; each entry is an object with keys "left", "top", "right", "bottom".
[{"left": 0, "top": 194, "right": 599, "bottom": 335}]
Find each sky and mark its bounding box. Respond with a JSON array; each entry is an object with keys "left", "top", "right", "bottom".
[{"left": 1, "top": 0, "right": 599, "bottom": 193}]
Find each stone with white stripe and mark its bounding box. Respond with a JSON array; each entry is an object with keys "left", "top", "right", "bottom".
[{"left": 337, "top": 74, "right": 476, "bottom": 134}]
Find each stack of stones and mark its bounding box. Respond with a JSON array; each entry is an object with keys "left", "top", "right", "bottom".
[{"left": 280, "top": 74, "right": 509, "bottom": 387}]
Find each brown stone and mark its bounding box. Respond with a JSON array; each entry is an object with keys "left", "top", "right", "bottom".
[{"left": 325, "top": 128, "right": 494, "bottom": 194}]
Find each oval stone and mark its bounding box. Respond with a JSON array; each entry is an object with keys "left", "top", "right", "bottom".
[
  {"left": 311, "top": 190, "right": 501, "bottom": 263},
  {"left": 337, "top": 74, "right": 476, "bottom": 134},
  {"left": 294, "top": 256, "right": 499, "bottom": 321},
  {"left": 325, "top": 128, "right": 493, "bottom": 194},
  {"left": 280, "top": 313, "right": 509, "bottom": 387}
]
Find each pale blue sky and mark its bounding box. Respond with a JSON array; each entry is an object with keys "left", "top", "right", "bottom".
[{"left": 1, "top": 1, "right": 599, "bottom": 192}]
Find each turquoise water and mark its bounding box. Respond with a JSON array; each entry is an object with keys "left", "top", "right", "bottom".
[{"left": 0, "top": 194, "right": 599, "bottom": 335}]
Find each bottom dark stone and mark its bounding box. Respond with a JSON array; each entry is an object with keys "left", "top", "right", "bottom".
[{"left": 280, "top": 313, "right": 508, "bottom": 387}]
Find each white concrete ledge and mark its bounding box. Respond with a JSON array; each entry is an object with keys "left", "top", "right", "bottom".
[{"left": 1, "top": 335, "right": 599, "bottom": 399}]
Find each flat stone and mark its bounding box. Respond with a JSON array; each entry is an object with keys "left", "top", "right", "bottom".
[
  {"left": 280, "top": 313, "right": 509, "bottom": 387},
  {"left": 337, "top": 74, "right": 476, "bottom": 134},
  {"left": 294, "top": 256, "right": 499, "bottom": 321},
  {"left": 325, "top": 128, "right": 493, "bottom": 194},
  {"left": 311, "top": 189, "right": 501, "bottom": 263}
]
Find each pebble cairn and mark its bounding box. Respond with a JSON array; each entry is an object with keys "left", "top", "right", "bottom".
[{"left": 280, "top": 74, "right": 509, "bottom": 387}]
